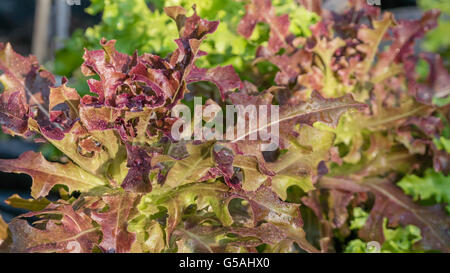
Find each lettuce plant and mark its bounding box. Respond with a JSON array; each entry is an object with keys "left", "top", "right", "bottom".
[
  {"left": 54, "top": 0, "right": 318, "bottom": 87},
  {"left": 0, "top": 5, "right": 362, "bottom": 253},
  {"left": 0, "top": 0, "right": 449, "bottom": 253},
  {"left": 235, "top": 0, "right": 450, "bottom": 252}
]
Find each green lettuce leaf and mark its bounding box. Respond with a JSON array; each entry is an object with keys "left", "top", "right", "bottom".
[{"left": 398, "top": 169, "right": 450, "bottom": 213}]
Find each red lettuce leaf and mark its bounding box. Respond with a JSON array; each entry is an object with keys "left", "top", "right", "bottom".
[
  {"left": 8, "top": 204, "right": 100, "bottom": 253},
  {"left": 91, "top": 192, "right": 142, "bottom": 253}
]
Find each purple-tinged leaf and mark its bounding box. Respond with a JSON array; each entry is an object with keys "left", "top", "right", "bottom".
[
  {"left": 0, "top": 43, "right": 56, "bottom": 137},
  {"left": 373, "top": 10, "right": 440, "bottom": 79},
  {"left": 122, "top": 144, "right": 152, "bottom": 193},
  {"left": 186, "top": 65, "right": 242, "bottom": 101},
  {"left": 91, "top": 192, "right": 142, "bottom": 253},
  {"left": 48, "top": 80, "right": 80, "bottom": 134},
  {"left": 230, "top": 186, "right": 319, "bottom": 253},
  {"left": 8, "top": 205, "right": 100, "bottom": 253},
  {"left": 279, "top": 91, "right": 367, "bottom": 136},
  {"left": 238, "top": 0, "right": 294, "bottom": 54},
  {"left": 409, "top": 53, "right": 450, "bottom": 105},
  {"left": 327, "top": 189, "right": 354, "bottom": 229},
  {"left": 80, "top": 106, "right": 119, "bottom": 131},
  {"left": 0, "top": 91, "right": 29, "bottom": 135}
]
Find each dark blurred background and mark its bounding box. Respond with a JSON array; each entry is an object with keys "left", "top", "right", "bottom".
[{"left": 0, "top": 0, "right": 421, "bottom": 222}]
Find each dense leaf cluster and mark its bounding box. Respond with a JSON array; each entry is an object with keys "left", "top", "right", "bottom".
[{"left": 0, "top": 0, "right": 449, "bottom": 253}]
